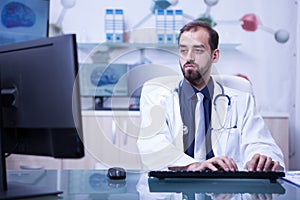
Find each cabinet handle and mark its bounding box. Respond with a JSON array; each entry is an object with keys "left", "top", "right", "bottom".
[
  {"left": 123, "top": 121, "right": 128, "bottom": 145},
  {"left": 112, "top": 120, "right": 116, "bottom": 145},
  {"left": 20, "top": 165, "right": 44, "bottom": 170}
]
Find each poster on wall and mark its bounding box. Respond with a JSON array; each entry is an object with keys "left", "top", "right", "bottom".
[{"left": 0, "top": 0, "right": 49, "bottom": 45}]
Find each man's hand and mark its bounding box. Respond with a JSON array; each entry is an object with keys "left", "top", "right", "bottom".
[
  {"left": 246, "top": 153, "right": 284, "bottom": 171},
  {"left": 168, "top": 156, "right": 238, "bottom": 171}
]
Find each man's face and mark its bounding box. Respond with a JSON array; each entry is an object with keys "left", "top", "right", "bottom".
[{"left": 179, "top": 27, "right": 219, "bottom": 88}]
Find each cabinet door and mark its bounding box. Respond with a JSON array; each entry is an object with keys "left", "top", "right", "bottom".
[
  {"left": 78, "top": 114, "right": 142, "bottom": 170},
  {"left": 263, "top": 117, "right": 289, "bottom": 169},
  {"left": 81, "top": 115, "right": 120, "bottom": 168},
  {"left": 117, "top": 116, "right": 142, "bottom": 170}
]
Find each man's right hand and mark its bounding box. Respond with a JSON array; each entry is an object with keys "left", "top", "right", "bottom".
[{"left": 168, "top": 156, "right": 238, "bottom": 171}]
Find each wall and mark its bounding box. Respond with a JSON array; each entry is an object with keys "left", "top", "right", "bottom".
[
  {"left": 293, "top": 0, "right": 300, "bottom": 169},
  {"left": 50, "top": 0, "right": 298, "bottom": 169}
]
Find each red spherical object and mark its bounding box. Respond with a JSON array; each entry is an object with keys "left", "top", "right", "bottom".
[{"left": 240, "top": 14, "right": 260, "bottom": 32}]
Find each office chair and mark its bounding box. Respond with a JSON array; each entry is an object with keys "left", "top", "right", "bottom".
[
  {"left": 142, "top": 74, "right": 254, "bottom": 96},
  {"left": 213, "top": 74, "right": 254, "bottom": 95}
]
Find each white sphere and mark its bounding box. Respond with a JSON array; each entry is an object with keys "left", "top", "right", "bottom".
[
  {"left": 274, "top": 29, "right": 289, "bottom": 43},
  {"left": 204, "top": 0, "right": 219, "bottom": 7},
  {"left": 61, "top": 0, "right": 76, "bottom": 9}
]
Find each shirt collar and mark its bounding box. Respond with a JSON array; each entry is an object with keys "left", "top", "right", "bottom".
[
  {"left": 182, "top": 78, "right": 196, "bottom": 99},
  {"left": 181, "top": 77, "right": 214, "bottom": 100},
  {"left": 193, "top": 77, "right": 214, "bottom": 100}
]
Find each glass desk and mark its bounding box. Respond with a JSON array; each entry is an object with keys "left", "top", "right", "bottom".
[{"left": 3, "top": 170, "right": 300, "bottom": 200}]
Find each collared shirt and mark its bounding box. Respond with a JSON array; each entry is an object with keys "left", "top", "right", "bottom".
[
  {"left": 193, "top": 78, "right": 214, "bottom": 134},
  {"left": 180, "top": 77, "right": 214, "bottom": 158}
]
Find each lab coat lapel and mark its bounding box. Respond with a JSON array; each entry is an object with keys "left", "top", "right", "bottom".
[
  {"left": 211, "top": 80, "right": 228, "bottom": 130},
  {"left": 165, "top": 91, "right": 184, "bottom": 152},
  {"left": 162, "top": 76, "right": 185, "bottom": 152},
  {"left": 211, "top": 77, "right": 229, "bottom": 156},
  {"left": 180, "top": 79, "right": 198, "bottom": 154}
]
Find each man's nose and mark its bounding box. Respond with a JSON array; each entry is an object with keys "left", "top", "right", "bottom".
[{"left": 186, "top": 50, "right": 195, "bottom": 61}]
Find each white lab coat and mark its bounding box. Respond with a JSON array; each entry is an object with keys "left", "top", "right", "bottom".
[{"left": 137, "top": 75, "right": 285, "bottom": 170}]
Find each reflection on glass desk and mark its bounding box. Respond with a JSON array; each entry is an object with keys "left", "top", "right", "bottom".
[
  {"left": 148, "top": 177, "right": 285, "bottom": 200},
  {"left": 5, "top": 170, "right": 300, "bottom": 200}
]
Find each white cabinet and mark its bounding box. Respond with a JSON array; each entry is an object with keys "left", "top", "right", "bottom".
[
  {"left": 80, "top": 111, "right": 142, "bottom": 170},
  {"left": 5, "top": 111, "right": 142, "bottom": 170},
  {"left": 6, "top": 111, "right": 289, "bottom": 170},
  {"left": 261, "top": 113, "right": 289, "bottom": 169}
]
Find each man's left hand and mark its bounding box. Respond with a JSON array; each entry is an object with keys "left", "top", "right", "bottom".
[{"left": 246, "top": 153, "right": 284, "bottom": 171}]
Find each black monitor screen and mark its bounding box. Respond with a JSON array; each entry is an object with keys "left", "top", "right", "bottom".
[
  {"left": 0, "top": 34, "right": 84, "bottom": 199},
  {"left": 0, "top": 0, "right": 49, "bottom": 46}
]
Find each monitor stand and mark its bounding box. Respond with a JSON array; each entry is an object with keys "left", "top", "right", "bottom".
[{"left": 0, "top": 130, "right": 62, "bottom": 199}]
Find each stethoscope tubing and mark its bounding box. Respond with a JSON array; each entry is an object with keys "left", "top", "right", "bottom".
[
  {"left": 176, "top": 79, "right": 234, "bottom": 131},
  {"left": 177, "top": 80, "right": 231, "bottom": 107}
]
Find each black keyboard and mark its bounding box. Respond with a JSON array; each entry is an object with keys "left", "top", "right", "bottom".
[{"left": 148, "top": 170, "right": 285, "bottom": 183}]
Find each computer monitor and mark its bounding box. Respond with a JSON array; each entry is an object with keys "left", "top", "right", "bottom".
[
  {"left": 0, "top": 0, "right": 49, "bottom": 46},
  {"left": 0, "top": 34, "right": 84, "bottom": 199}
]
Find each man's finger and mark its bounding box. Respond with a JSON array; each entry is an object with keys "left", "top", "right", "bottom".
[
  {"left": 256, "top": 155, "right": 267, "bottom": 171},
  {"left": 247, "top": 153, "right": 261, "bottom": 171},
  {"left": 263, "top": 157, "right": 273, "bottom": 171},
  {"left": 271, "top": 161, "right": 280, "bottom": 171}
]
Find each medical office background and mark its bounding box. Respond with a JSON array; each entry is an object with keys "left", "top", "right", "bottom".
[{"left": 49, "top": 0, "right": 300, "bottom": 169}]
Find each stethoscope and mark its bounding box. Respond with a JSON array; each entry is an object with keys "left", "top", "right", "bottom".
[
  {"left": 213, "top": 82, "right": 231, "bottom": 107},
  {"left": 176, "top": 80, "right": 236, "bottom": 133}
]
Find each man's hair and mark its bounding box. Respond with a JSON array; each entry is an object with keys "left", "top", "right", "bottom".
[{"left": 178, "top": 20, "right": 219, "bottom": 51}]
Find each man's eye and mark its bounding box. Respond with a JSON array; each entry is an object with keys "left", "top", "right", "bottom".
[
  {"left": 194, "top": 48, "right": 204, "bottom": 54},
  {"left": 180, "top": 49, "right": 188, "bottom": 54}
]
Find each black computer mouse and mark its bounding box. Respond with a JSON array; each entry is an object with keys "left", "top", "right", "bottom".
[{"left": 107, "top": 167, "right": 126, "bottom": 180}]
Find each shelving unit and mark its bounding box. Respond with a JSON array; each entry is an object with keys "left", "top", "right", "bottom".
[
  {"left": 77, "top": 42, "right": 241, "bottom": 56},
  {"left": 6, "top": 110, "right": 289, "bottom": 170}
]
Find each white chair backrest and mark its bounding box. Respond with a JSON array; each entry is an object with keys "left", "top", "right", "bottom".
[
  {"left": 213, "top": 74, "right": 254, "bottom": 95},
  {"left": 143, "top": 75, "right": 254, "bottom": 99}
]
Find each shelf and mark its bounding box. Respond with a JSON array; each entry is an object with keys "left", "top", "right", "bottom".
[
  {"left": 77, "top": 42, "right": 241, "bottom": 54},
  {"left": 78, "top": 42, "right": 177, "bottom": 48}
]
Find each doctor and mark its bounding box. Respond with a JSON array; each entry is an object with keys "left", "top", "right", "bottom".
[{"left": 137, "top": 20, "right": 284, "bottom": 171}]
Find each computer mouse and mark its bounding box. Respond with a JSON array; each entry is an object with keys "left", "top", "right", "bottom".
[{"left": 107, "top": 167, "right": 126, "bottom": 180}]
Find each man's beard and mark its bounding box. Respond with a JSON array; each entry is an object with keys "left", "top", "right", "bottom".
[{"left": 181, "top": 62, "right": 205, "bottom": 87}]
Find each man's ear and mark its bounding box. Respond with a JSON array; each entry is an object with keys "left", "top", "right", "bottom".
[{"left": 212, "top": 49, "right": 220, "bottom": 62}]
